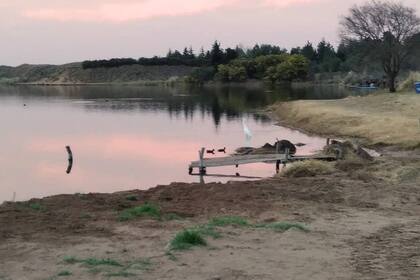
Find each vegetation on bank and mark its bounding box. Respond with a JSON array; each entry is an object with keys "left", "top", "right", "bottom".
[
  {"left": 279, "top": 160, "right": 335, "bottom": 178},
  {"left": 271, "top": 91, "right": 420, "bottom": 149}
]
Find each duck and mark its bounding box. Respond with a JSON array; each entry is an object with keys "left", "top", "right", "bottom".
[
  {"left": 206, "top": 149, "right": 215, "bottom": 154},
  {"left": 218, "top": 147, "right": 226, "bottom": 153}
]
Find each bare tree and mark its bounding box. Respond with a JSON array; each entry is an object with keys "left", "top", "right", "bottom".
[{"left": 340, "top": 0, "right": 420, "bottom": 92}]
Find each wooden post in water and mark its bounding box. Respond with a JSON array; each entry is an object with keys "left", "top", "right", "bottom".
[
  {"left": 198, "top": 147, "right": 206, "bottom": 175},
  {"left": 276, "top": 141, "right": 281, "bottom": 173},
  {"left": 66, "top": 146, "right": 73, "bottom": 174}
]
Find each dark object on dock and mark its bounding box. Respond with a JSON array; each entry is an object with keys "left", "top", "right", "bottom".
[
  {"left": 262, "top": 143, "right": 275, "bottom": 149},
  {"left": 235, "top": 147, "right": 254, "bottom": 155},
  {"left": 237, "top": 140, "right": 297, "bottom": 156},
  {"left": 66, "top": 146, "right": 73, "bottom": 174},
  {"left": 218, "top": 147, "right": 226, "bottom": 153},
  {"left": 276, "top": 140, "right": 297, "bottom": 155},
  {"left": 206, "top": 149, "right": 215, "bottom": 154},
  {"left": 295, "top": 143, "right": 306, "bottom": 147}
]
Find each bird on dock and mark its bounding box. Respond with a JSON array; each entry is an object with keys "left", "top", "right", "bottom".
[
  {"left": 242, "top": 117, "right": 252, "bottom": 140},
  {"left": 218, "top": 147, "right": 226, "bottom": 153},
  {"left": 206, "top": 149, "right": 215, "bottom": 154},
  {"left": 295, "top": 143, "right": 306, "bottom": 147}
]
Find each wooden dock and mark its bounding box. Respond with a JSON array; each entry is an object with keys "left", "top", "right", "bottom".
[{"left": 188, "top": 147, "right": 338, "bottom": 175}]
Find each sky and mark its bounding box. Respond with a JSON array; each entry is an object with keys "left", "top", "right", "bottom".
[{"left": 0, "top": 0, "right": 419, "bottom": 66}]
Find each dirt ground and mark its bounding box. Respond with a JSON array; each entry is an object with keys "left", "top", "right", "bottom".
[{"left": 1, "top": 148, "right": 420, "bottom": 280}]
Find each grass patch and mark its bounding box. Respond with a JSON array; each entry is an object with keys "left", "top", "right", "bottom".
[
  {"left": 209, "top": 216, "right": 250, "bottom": 227},
  {"left": 106, "top": 271, "right": 136, "bottom": 278},
  {"left": 79, "top": 212, "right": 92, "bottom": 219},
  {"left": 57, "top": 270, "right": 72, "bottom": 277},
  {"left": 118, "top": 203, "right": 161, "bottom": 221},
  {"left": 87, "top": 267, "right": 103, "bottom": 275},
  {"left": 125, "top": 259, "right": 152, "bottom": 271},
  {"left": 29, "top": 202, "right": 45, "bottom": 211},
  {"left": 125, "top": 195, "right": 138, "bottom": 201},
  {"left": 279, "top": 160, "right": 334, "bottom": 178},
  {"left": 63, "top": 256, "right": 122, "bottom": 267},
  {"left": 255, "top": 222, "right": 309, "bottom": 232},
  {"left": 84, "top": 258, "right": 122, "bottom": 267},
  {"left": 193, "top": 224, "right": 222, "bottom": 239},
  {"left": 163, "top": 213, "right": 184, "bottom": 221},
  {"left": 165, "top": 251, "right": 178, "bottom": 261},
  {"left": 168, "top": 218, "right": 308, "bottom": 252},
  {"left": 169, "top": 229, "right": 207, "bottom": 250},
  {"left": 63, "top": 256, "right": 78, "bottom": 264}
]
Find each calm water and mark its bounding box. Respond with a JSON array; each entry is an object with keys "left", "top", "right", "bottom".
[{"left": 0, "top": 84, "right": 353, "bottom": 202}]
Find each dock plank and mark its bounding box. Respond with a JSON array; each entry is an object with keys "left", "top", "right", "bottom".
[{"left": 189, "top": 154, "right": 336, "bottom": 168}]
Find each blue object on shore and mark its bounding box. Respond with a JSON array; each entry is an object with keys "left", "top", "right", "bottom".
[{"left": 415, "top": 82, "right": 420, "bottom": 94}]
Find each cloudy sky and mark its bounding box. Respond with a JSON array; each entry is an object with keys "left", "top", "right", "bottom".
[{"left": 1, "top": 0, "right": 419, "bottom": 66}]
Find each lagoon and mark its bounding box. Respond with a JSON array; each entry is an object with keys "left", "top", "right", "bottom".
[{"left": 0, "top": 84, "right": 353, "bottom": 202}]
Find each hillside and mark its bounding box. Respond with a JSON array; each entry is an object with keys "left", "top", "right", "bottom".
[{"left": 0, "top": 63, "right": 196, "bottom": 84}]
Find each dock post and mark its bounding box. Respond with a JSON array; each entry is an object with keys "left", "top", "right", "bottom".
[
  {"left": 335, "top": 147, "right": 343, "bottom": 160},
  {"left": 275, "top": 141, "right": 281, "bottom": 173},
  {"left": 283, "top": 148, "right": 290, "bottom": 168},
  {"left": 276, "top": 161, "right": 280, "bottom": 173},
  {"left": 327, "top": 138, "right": 331, "bottom": 146},
  {"left": 198, "top": 148, "right": 206, "bottom": 175}
]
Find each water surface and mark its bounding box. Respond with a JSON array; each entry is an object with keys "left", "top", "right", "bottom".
[{"left": 0, "top": 84, "right": 352, "bottom": 202}]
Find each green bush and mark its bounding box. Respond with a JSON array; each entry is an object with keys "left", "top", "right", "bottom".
[
  {"left": 118, "top": 203, "right": 161, "bottom": 221},
  {"left": 170, "top": 229, "right": 207, "bottom": 250},
  {"left": 216, "top": 65, "right": 247, "bottom": 82}
]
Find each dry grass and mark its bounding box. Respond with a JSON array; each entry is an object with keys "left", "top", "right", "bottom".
[
  {"left": 271, "top": 92, "right": 420, "bottom": 149},
  {"left": 279, "top": 160, "right": 335, "bottom": 178},
  {"left": 399, "top": 72, "right": 420, "bottom": 91}
]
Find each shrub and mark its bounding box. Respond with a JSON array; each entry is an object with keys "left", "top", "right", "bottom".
[
  {"left": 118, "top": 203, "right": 161, "bottom": 221},
  {"left": 279, "top": 160, "right": 334, "bottom": 178},
  {"left": 169, "top": 229, "right": 207, "bottom": 250},
  {"left": 216, "top": 64, "right": 247, "bottom": 82},
  {"left": 208, "top": 216, "right": 250, "bottom": 227},
  {"left": 398, "top": 71, "right": 420, "bottom": 91}
]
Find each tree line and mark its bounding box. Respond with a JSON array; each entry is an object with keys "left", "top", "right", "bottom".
[
  {"left": 81, "top": 42, "right": 287, "bottom": 69},
  {"left": 82, "top": 1, "right": 420, "bottom": 91},
  {"left": 81, "top": 40, "right": 349, "bottom": 83}
]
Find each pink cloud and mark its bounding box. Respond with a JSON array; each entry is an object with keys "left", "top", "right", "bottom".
[
  {"left": 22, "top": 0, "right": 327, "bottom": 22},
  {"left": 262, "top": 0, "right": 326, "bottom": 7},
  {"left": 23, "top": 0, "right": 237, "bottom": 22}
]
